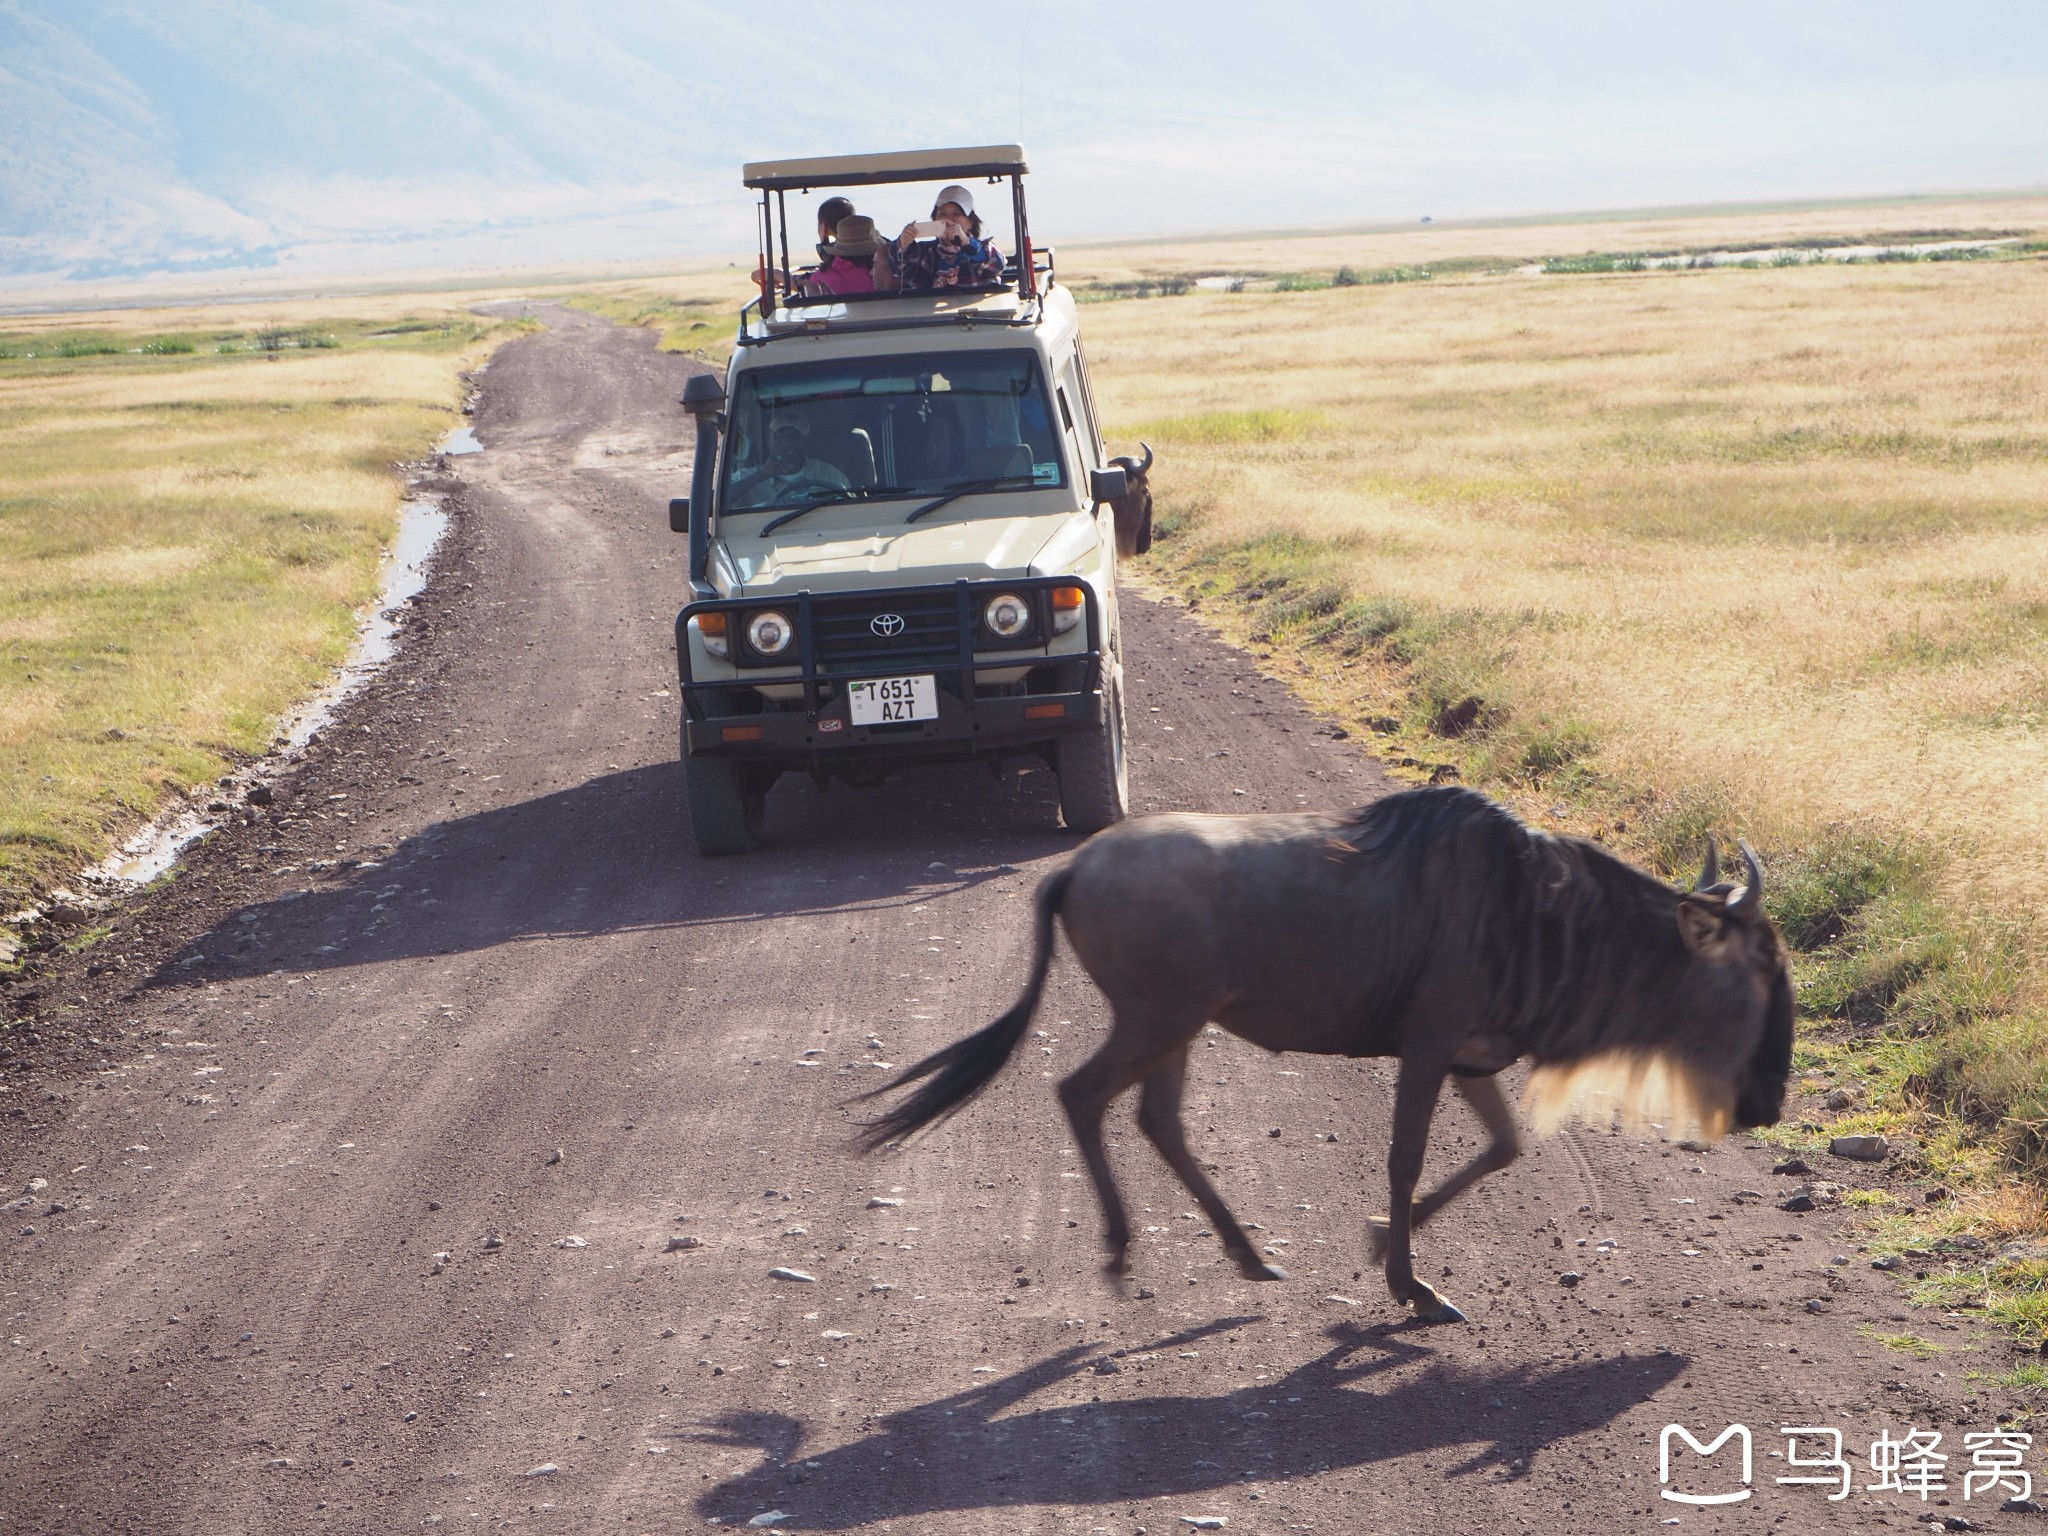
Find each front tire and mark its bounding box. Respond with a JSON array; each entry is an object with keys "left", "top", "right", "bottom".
[
  {"left": 1057, "top": 664, "right": 1128, "bottom": 834},
  {"left": 685, "top": 753, "right": 767, "bottom": 855}
]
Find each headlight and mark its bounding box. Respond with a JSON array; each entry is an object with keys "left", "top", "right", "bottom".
[
  {"left": 1050, "top": 584, "right": 1085, "bottom": 635},
  {"left": 746, "top": 609, "right": 795, "bottom": 657},
  {"left": 983, "top": 592, "right": 1032, "bottom": 641},
  {"left": 696, "top": 611, "right": 730, "bottom": 659}
]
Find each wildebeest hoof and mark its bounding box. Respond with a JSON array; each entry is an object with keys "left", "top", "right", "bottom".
[
  {"left": 1238, "top": 1259, "right": 1288, "bottom": 1282},
  {"left": 1414, "top": 1297, "right": 1468, "bottom": 1324}
]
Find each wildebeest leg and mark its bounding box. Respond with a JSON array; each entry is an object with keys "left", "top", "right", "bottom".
[
  {"left": 1058, "top": 1044, "right": 1157, "bottom": 1280},
  {"left": 1135, "top": 1053, "right": 1284, "bottom": 1282},
  {"left": 1382, "top": 1057, "right": 1466, "bottom": 1324},
  {"left": 1367, "top": 1073, "right": 1521, "bottom": 1262}
]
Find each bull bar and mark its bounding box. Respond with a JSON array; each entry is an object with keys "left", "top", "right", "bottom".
[{"left": 675, "top": 575, "right": 1106, "bottom": 762}]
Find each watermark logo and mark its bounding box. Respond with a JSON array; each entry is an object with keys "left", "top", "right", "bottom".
[
  {"left": 1659, "top": 1423, "right": 1753, "bottom": 1505},
  {"left": 1658, "top": 1424, "right": 2033, "bottom": 1507}
]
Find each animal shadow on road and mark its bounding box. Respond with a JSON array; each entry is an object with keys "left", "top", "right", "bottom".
[
  {"left": 148, "top": 763, "right": 1077, "bottom": 987},
  {"left": 689, "top": 1317, "right": 1686, "bottom": 1528}
]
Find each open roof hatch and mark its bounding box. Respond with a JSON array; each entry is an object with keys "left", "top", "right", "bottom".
[{"left": 743, "top": 144, "right": 1041, "bottom": 324}]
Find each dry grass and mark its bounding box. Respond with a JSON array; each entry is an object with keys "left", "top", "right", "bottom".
[
  {"left": 1066, "top": 196, "right": 2048, "bottom": 1205},
  {"left": 0, "top": 303, "right": 511, "bottom": 913},
  {"left": 1081, "top": 211, "right": 2048, "bottom": 909}
]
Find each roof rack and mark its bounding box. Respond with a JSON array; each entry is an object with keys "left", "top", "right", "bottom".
[
  {"left": 747, "top": 144, "right": 1041, "bottom": 324},
  {"left": 744, "top": 144, "right": 1028, "bottom": 191}
]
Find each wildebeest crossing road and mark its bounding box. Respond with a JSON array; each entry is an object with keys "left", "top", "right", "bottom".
[{"left": 0, "top": 309, "right": 1977, "bottom": 1533}]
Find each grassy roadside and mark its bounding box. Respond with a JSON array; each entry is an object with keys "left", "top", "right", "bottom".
[
  {"left": 562, "top": 274, "right": 751, "bottom": 359},
  {"left": 0, "top": 305, "right": 525, "bottom": 926},
  {"left": 1075, "top": 209, "right": 2048, "bottom": 1349}
]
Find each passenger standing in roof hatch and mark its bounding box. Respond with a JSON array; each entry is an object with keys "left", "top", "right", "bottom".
[
  {"left": 804, "top": 216, "right": 882, "bottom": 296},
  {"left": 881, "top": 183, "right": 1004, "bottom": 292},
  {"left": 813, "top": 196, "right": 855, "bottom": 258}
]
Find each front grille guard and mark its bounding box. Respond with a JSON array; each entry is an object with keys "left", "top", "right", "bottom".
[{"left": 678, "top": 576, "right": 1102, "bottom": 720}]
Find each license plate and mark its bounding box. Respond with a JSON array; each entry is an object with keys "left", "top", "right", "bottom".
[{"left": 847, "top": 675, "right": 937, "bottom": 725}]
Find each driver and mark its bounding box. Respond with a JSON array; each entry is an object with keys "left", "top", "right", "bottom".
[{"left": 733, "top": 415, "right": 853, "bottom": 507}]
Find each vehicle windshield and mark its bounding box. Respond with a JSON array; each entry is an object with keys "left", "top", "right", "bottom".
[{"left": 721, "top": 349, "right": 1066, "bottom": 515}]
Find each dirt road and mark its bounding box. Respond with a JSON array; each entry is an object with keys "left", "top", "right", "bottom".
[{"left": 0, "top": 310, "right": 2007, "bottom": 1534}]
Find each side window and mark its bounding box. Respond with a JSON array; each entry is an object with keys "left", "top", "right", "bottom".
[
  {"left": 1067, "top": 343, "right": 1106, "bottom": 464},
  {"left": 1057, "top": 354, "right": 1099, "bottom": 473}
]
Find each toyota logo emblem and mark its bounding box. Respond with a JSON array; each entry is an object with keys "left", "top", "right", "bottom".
[{"left": 870, "top": 613, "right": 906, "bottom": 638}]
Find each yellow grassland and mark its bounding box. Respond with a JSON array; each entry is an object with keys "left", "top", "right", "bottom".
[
  {"left": 0, "top": 299, "right": 516, "bottom": 911},
  {"left": 1074, "top": 208, "right": 2048, "bottom": 919},
  {"left": 1053, "top": 196, "right": 2048, "bottom": 1211}
]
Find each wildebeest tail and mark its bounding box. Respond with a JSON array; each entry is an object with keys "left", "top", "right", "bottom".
[{"left": 855, "top": 866, "right": 1072, "bottom": 1151}]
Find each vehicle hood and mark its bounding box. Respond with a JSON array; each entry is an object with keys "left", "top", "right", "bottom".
[{"left": 718, "top": 509, "right": 1093, "bottom": 597}]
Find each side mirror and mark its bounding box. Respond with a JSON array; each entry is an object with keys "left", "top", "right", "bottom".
[
  {"left": 669, "top": 497, "right": 690, "bottom": 534},
  {"left": 681, "top": 374, "right": 726, "bottom": 418},
  {"left": 1089, "top": 466, "right": 1128, "bottom": 502}
]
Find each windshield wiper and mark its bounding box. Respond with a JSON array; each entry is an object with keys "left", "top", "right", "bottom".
[
  {"left": 902, "top": 474, "right": 1037, "bottom": 525},
  {"left": 757, "top": 486, "right": 916, "bottom": 535}
]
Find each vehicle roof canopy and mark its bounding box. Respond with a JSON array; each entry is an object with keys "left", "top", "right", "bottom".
[{"left": 743, "top": 144, "right": 1028, "bottom": 192}]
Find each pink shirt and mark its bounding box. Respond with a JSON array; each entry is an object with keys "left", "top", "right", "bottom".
[{"left": 812, "top": 257, "right": 875, "bottom": 295}]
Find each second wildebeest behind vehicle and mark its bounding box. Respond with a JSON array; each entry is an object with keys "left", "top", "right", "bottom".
[{"left": 862, "top": 785, "right": 1793, "bottom": 1323}]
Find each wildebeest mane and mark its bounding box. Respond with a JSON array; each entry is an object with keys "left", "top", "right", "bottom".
[{"left": 1327, "top": 787, "right": 1723, "bottom": 1067}]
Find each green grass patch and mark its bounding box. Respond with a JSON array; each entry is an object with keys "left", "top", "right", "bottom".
[
  {"left": 1969, "top": 1360, "right": 2048, "bottom": 1392},
  {"left": 1073, "top": 276, "right": 1194, "bottom": 302},
  {"left": 1365, "top": 266, "right": 1437, "bottom": 284},
  {"left": 1543, "top": 252, "right": 1651, "bottom": 274},
  {"left": 1861, "top": 1327, "right": 1942, "bottom": 1358},
  {"left": 563, "top": 292, "right": 736, "bottom": 359}
]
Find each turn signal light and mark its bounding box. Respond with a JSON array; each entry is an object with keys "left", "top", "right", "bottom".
[
  {"left": 697, "top": 611, "right": 731, "bottom": 659},
  {"left": 1024, "top": 702, "right": 1067, "bottom": 720},
  {"left": 1050, "top": 584, "right": 1085, "bottom": 635},
  {"left": 721, "top": 724, "right": 764, "bottom": 742}
]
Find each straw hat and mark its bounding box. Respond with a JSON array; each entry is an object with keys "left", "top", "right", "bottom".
[{"left": 822, "top": 215, "right": 883, "bottom": 257}]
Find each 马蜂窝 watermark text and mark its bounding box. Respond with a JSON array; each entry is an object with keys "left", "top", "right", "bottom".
[{"left": 1659, "top": 1424, "right": 2032, "bottom": 1506}]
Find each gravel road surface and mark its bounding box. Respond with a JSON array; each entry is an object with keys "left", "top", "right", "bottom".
[{"left": 0, "top": 309, "right": 2007, "bottom": 1534}]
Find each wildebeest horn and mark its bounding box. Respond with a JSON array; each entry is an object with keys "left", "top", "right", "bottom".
[
  {"left": 1695, "top": 837, "right": 1719, "bottom": 893},
  {"left": 1134, "top": 441, "right": 1153, "bottom": 474},
  {"left": 1730, "top": 841, "right": 1764, "bottom": 916}
]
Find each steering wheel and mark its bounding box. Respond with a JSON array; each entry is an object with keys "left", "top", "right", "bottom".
[{"left": 785, "top": 478, "right": 846, "bottom": 499}]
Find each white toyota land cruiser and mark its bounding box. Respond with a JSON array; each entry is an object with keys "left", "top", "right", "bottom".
[{"left": 670, "top": 146, "right": 1143, "bottom": 854}]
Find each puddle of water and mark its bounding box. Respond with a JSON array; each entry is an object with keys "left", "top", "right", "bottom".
[
  {"left": 440, "top": 425, "right": 483, "bottom": 455},
  {"left": 83, "top": 492, "right": 452, "bottom": 892}
]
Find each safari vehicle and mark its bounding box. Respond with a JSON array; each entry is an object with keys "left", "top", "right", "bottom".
[{"left": 669, "top": 145, "right": 1142, "bottom": 855}]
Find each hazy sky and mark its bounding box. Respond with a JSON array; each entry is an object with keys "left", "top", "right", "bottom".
[{"left": 4, "top": 0, "right": 2046, "bottom": 281}]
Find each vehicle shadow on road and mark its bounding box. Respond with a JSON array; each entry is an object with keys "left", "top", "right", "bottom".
[
  {"left": 687, "top": 1317, "right": 1686, "bottom": 1528},
  {"left": 147, "top": 763, "right": 1079, "bottom": 987}
]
